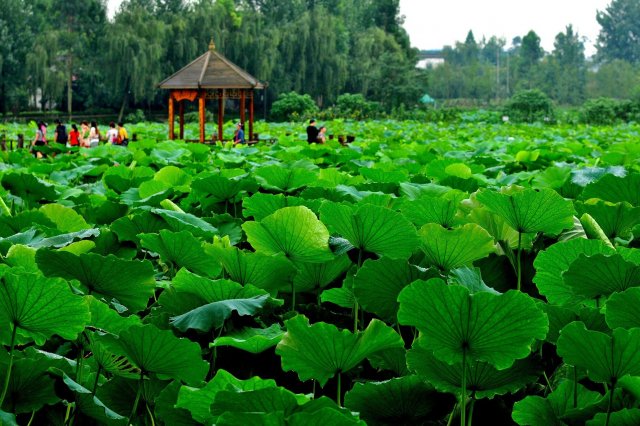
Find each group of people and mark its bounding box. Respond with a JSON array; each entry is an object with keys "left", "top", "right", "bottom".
[
  {"left": 31, "top": 119, "right": 129, "bottom": 156},
  {"left": 306, "top": 119, "right": 327, "bottom": 144}
]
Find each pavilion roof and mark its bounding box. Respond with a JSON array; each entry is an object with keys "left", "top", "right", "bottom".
[{"left": 158, "top": 41, "right": 264, "bottom": 90}]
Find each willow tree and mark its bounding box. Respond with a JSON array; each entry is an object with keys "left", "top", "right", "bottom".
[
  {"left": 25, "top": 32, "right": 66, "bottom": 111},
  {"left": 104, "top": 4, "right": 166, "bottom": 121}
]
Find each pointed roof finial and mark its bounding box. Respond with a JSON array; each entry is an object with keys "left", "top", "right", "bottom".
[{"left": 209, "top": 37, "right": 216, "bottom": 51}]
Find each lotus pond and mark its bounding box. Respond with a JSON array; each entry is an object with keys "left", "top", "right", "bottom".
[{"left": 0, "top": 119, "right": 640, "bottom": 425}]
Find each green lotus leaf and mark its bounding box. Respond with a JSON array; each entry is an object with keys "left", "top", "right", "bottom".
[
  {"left": 119, "top": 186, "right": 172, "bottom": 207},
  {"left": 61, "top": 240, "right": 96, "bottom": 255},
  {"left": 254, "top": 165, "right": 317, "bottom": 193},
  {"left": 575, "top": 200, "right": 640, "bottom": 240},
  {"left": 115, "top": 324, "right": 208, "bottom": 385},
  {"left": 243, "top": 193, "right": 289, "bottom": 221},
  {"left": 353, "top": 257, "right": 432, "bottom": 322},
  {"left": 359, "top": 167, "right": 409, "bottom": 184},
  {"left": 243, "top": 206, "right": 334, "bottom": 263},
  {"left": 398, "top": 278, "right": 548, "bottom": 369},
  {"left": 95, "top": 376, "right": 167, "bottom": 420},
  {"left": 287, "top": 407, "right": 362, "bottom": 426},
  {"left": 276, "top": 315, "right": 403, "bottom": 386},
  {"left": 408, "top": 344, "right": 540, "bottom": 399},
  {"left": 211, "top": 386, "right": 304, "bottom": 417},
  {"left": 468, "top": 206, "right": 535, "bottom": 250},
  {"left": 88, "top": 333, "right": 141, "bottom": 379},
  {"left": 320, "top": 287, "right": 355, "bottom": 309},
  {"left": 150, "top": 208, "right": 218, "bottom": 238},
  {"left": 212, "top": 324, "right": 284, "bottom": 354},
  {"left": 512, "top": 380, "right": 604, "bottom": 426},
  {"left": 533, "top": 239, "right": 615, "bottom": 305},
  {"left": 216, "top": 411, "right": 284, "bottom": 425},
  {"left": 140, "top": 229, "right": 220, "bottom": 277},
  {"left": 418, "top": 223, "right": 495, "bottom": 271},
  {"left": 0, "top": 228, "right": 100, "bottom": 253},
  {"left": 5, "top": 244, "right": 37, "bottom": 271},
  {"left": 320, "top": 202, "right": 419, "bottom": 259},
  {"left": 170, "top": 294, "right": 270, "bottom": 332},
  {"left": 0, "top": 210, "right": 54, "bottom": 237},
  {"left": 448, "top": 266, "right": 500, "bottom": 295},
  {"left": 177, "top": 369, "right": 278, "bottom": 424},
  {"left": 36, "top": 249, "right": 156, "bottom": 313},
  {"left": 154, "top": 165, "right": 192, "bottom": 188},
  {"left": 582, "top": 173, "right": 640, "bottom": 206},
  {"left": 0, "top": 358, "right": 58, "bottom": 414},
  {"left": 111, "top": 211, "right": 168, "bottom": 244},
  {"left": 192, "top": 174, "right": 247, "bottom": 204},
  {"left": 367, "top": 347, "right": 409, "bottom": 376},
  {"left": 292, "top": 255, "right": 352, "bottom": 293},
  {"left": 400, "top": 182, "right": 451, "bottom": 200},
  {"left": 401, "top": 194, "right": 462, "bottom": 228},
  {"left": 154, "top": 381, "right": 200, "bottom": 426},
  {"left": 1, "top": 172, "right": 57, "bottom": 205},
  {"left": 606, "top": 287, "right": 640, "bottom": 329},
  {"left": 344, "top": 376, "right": 454, "bottom": 425},
  {"left": 563, "top": 253, "right": 640, "bottom": 303},
  {"left": 557, "top": 322, "right": 640, "bottom": 384},
  {"left": 40, "top": 203, "right": 90, "bottom": 232},
  {"left": 52, "top": 369, "right": 127, "bottom": 424},
  {"left": 587, "top": 408, "right": 640, "bottom": 426},
  {"left": 0, "top": 270, "right": 90, "bottom": 345},
  {"left": 0, "top": 410, "right": 17, "bottom": 426},
  {"left": 102, "top": 165, "right": 154, "bottom": 193},
  {"left": 205, "top": 241, "right": 296, "bottom": 292},
  {"left": 477, "top": 187, "right": 575, "bottom": 234},
  {"left": 86, "top": 296, "right": 143, "bottom": 335}
]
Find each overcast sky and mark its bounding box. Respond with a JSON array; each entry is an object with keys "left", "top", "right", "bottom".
[
  {"left": 399, "top": 0, "right": 612, "bottom": 56},
  {"left": 107, "top": 0, "right": 612, "bottom": 56}
]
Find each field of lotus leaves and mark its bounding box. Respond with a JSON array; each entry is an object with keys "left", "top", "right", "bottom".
[{"left": 0, "top": 118, "right": 640, "bottom": 425}]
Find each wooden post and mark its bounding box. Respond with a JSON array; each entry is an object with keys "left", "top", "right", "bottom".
[
  {"left": 199, "top": 92, "right": 205, "bottom": 143},
  {"left": 249, "top": 91, "right": 255, "bottom": 141},
  {"left": 168, "top": 94, "right": 175, "bottom": 140},
  {"left": 240, "top": 90, "right": 246, "bottom": 127},
  {"left": 179, "top": 101, "right": 185, "bottom": 140},
  {"left": 217, "top": 89, "right": 224, "bottom": 142}
]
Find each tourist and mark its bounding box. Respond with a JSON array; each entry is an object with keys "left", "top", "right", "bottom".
[
  {"left": 117, "top": 122, "right": 129, "bottom": 146},
  {"left": 80, "top": 121, "right": 90, "bottom": 147},
  {"left": 53, "top": 119, "right": 68, "bottom": 145},
  {"left": 233, "top": 122, "right": 245, "bottom": 145},
  {"left": 106, "top": 122, "right": 119, "bottom": 144},
  {"left": 306, "top": 119, "right": 319, "bottom": 143},
  {"left": 30, "top": 121, "right": 48, "bottom": 158},
  {"left": 317, "top": 126, "right": 327, "bottom": 144},
  {"left": 88, "top": 121, "right": 100, "bottom": 147},
  {"left": 68, "top": 124, "right": 80, "bottom": 147}
]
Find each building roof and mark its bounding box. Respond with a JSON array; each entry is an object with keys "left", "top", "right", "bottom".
[{"left": 158, "top": 41, "right": 264, "bottom": 90}]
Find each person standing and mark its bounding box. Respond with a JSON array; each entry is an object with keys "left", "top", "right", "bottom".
[
  {"left": 117, "top": 122, "right": 129, "bottom": 146},
  {"left": 233, "top": 122, "right": 245, "bottom": 145},
  {"left": 53, "top": 119, "right": 68, "bottom": 145},
  {"left": 30, "top": 121, "right": 48, "bottom": 158},
  {"left": 68, "top": 124, "right": 80, "bottom": 147},
  {"left": 105, "top": 122, "right": 119, "bottom": 145},
  {"left": 80, "top": 121, "right": 90, "bottom": 147},
  {"left": 88, "top": 121, "right": 100, "bottom": 147},
  {"left": 317, "top": 126, "right": 327, "bottom": 144},
  {"left": 306, "top": 119, "right": 319, "bottom": 143}
]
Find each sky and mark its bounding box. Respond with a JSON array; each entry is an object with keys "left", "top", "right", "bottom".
[
  {"left": 107, "top": 0, "right": 612, "bottom": 57},
  {"left": 399, "top": 0, "right": 612, "bottom": 57}
]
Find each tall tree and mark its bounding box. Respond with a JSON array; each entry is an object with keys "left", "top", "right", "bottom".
[
  {"left": 516, "top": 30, "right": 543, "bottom": 89},
  {"left": 596, "top": 0, "right": 640, "bottom": 63},
  {"left": 551, "top": 25, "right": 586, "bottom": 104},
  {"left": 0, "top": 0, "right": 33, "bottom": 113}
]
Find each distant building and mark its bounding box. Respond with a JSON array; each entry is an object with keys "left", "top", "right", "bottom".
[{"left": 417, "top": 50, "right": 445, "bottom": 68}]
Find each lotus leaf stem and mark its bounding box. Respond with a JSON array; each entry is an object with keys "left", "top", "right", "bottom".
[
  {"left": 605, "top": 382, "right": 615, "bottom": 426},
  {"left": 128, "top": 373, "right": 144, "bottom": 425},
  {"left": 0, "top": 196, "right": 11, "bottom": 217},
  {"left": 516, "top": 232, "right": 522, "bottom": 291},
  {"left": 145, "top": 401, "right": 156, "bottom": 426},
  {"left": 467, "top": 398, "right": 475, "bottom": 426},
  {"left": 461, "top": 349, "right": 467, "bottom": 426},
  {"left": 573, "top": 367, "right": 578, "bottom": 408},
  {"left": 27, "top": 410, "right": 36, "bottom": 426},
  {"left": 92, "top": 366, "right": 102, "bottom": 395},
  {"left": 446, "top": 402, "right": 457, "bottom": 426},
  {"left": 0, "top": 322, "right": 17, "bottom": 407},
  {"left": 337, "top": 372, "right": 342, "bottom": 407}
]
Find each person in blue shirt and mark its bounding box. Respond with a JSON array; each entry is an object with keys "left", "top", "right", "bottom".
[{"left": 234, "top": 122, "right": 245, "bottom": 145}]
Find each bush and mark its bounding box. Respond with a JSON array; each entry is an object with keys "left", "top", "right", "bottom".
[
  {"left": 580, "top": 98, "right": 640, "bottom": 125},
  {"left": 125, "top": 109, "right": 146, "bottom": 123},
  {"left": 503, "top": 89, "right": 555, "bottom": 123},
  {"left": 334, "top": 93, "right": 381, "bottom": 120},
  {"left": 270, "top": 92, "right": 318, "bottom": 121}
]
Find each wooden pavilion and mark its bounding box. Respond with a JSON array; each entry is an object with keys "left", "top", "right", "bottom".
[{"left": 158, "top": 40, "right": 264, "bottom": 143}]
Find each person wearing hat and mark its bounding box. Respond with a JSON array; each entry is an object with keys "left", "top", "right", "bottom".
[
  {"left": 233, "top": 122, "right": 245, "bottom": 145},
  {"left": 306, "top": 119, "right": 319, "bottom": 143}
]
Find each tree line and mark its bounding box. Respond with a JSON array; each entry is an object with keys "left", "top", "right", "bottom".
[{"left": 0, "top": 0, "right": 639, "bottom": 120}]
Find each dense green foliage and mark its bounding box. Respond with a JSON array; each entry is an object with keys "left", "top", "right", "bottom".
[
  {"left": 0, "top": 118, "right": 639, "bottom": 425},
  {"left": 503, "top": 89, "right": 555, "bottom": 123}
]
